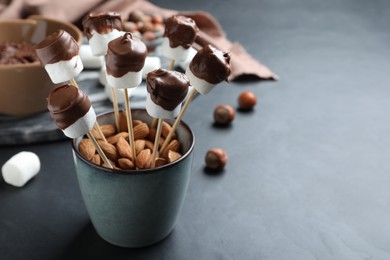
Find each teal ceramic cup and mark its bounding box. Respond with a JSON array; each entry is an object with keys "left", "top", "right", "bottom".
[{"left": 72, "top": 110, "right": 195, "bottom": 248}]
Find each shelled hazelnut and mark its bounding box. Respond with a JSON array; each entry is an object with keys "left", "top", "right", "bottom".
[
  {"left": 238, "top": 91, "right": 257, "bottom": 110},
  {"left": 205, "top": 148, "right": 228, "bottom": 171},
  {"left": 213, "top": 104, "right": 235, "bottom": 126}
]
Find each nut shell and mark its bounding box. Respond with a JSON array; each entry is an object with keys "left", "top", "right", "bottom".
[
  {"left": 213, "top": 104, "right": 235, "bottom": 125},
  {"left": 238, "top": 91, "right": 257, "bottom": 110},
  {"left": 205, "top": 148, "right": 228, "bottom": 171}
]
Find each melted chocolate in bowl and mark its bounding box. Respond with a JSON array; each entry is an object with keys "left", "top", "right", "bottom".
[{"left": 0, "top": 41, "right": 38, "bottom": 65}]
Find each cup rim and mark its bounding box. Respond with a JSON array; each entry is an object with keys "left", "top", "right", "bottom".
[{"left": 72, "top": 110, "right": 195, "bottom": 176}]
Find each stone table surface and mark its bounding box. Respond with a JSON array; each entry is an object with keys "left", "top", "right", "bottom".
[{"left": 1, "top": 0, "right": 390, "bottom": 259}]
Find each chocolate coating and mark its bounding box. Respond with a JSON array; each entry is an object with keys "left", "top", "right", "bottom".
[
  {"left": 47, "top": 84, "right": 91, "bottom": 130},
  {"left": 163, "top": 15, "right": 199, "bottom": 49},
  {"left": 105, "top": 32, "right": 147, "bottom": 77},
  {"left": 189, "top": 45, "right": 231, "bottom": 84},
  {"left": 35, "top": 30, "right": 79, "bottom": 65},
  {"left": 82, "top": 12, "right": 123, "bottom": 39},
  {"left": 146, "top": 69, "right": 190, "bottom": 111}
]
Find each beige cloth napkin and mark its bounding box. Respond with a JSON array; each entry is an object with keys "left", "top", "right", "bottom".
[{"left": 0, "top": 0, "right": 277, "bottom": 81}]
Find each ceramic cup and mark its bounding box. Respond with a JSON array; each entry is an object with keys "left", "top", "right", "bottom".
[{"left": 72, "top": 110, "right": 195, "bottom": 248}]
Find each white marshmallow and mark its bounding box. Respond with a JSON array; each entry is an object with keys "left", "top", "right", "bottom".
[
  {"left": 2, "top": 152, "right": 40, "bottom": 187},
  {"left": 106, "top": 70, "right": 142, "bottom": 89},
  {"left": 79, "top": 45, "right": 103, "bottom": 69},
  {"left": 161, "top": 37, "right": 191, "bottom": 62},
  {"left": 88, "top": 29, "right": 124, "bottom": 56},
  {"left": 44, "top": 55, "right": 83, "bottom": 84},
  {"left": 185, "top": 67, "right": 215, "bottom": 95},
  {"left": 142, "top": 56, "right": 161, "bottom": 80},
  {"left": 177, "top": 47, "right": 197, "bottom": 71},
  {"left": 62, "top": 107, "right": 96, "bottom": 138},
  {"left": 146, "top": 94, "right": 181, "bottom": 119}
]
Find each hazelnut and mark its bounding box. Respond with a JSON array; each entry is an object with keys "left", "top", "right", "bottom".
[
  {"left": 213, "top": 104, "right": 235, "bottom": 126},
  {"left": 238, "top": 91, "right": 257, "bottom": 110},
  {"left": 123, "top": 21, "right": 138, "bottom": 32},
  {"left": 128, "top": 10, "right": 145, "bottom": 23},
  {"left": 205, "top": 148, "right": 228, "bottom": 171}
]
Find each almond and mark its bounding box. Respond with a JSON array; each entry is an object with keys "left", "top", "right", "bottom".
[
  {"left": 118, "top": 111, "right": 128, "bottom": 132},
  {"left": 79, "top": 138, "right": 96, "bottom": 160},
  {"left": 107, "top": 132, "right": 128, "bottom": 144},
  {"left": 132, "top": 120, "right": 143, "bottom": 127},
  {"left": 136, "top": 149, "right": 152, "bottom": 169},
  {"left": 119, "top": 111, "right": 144, "bottom": 132},
  {"left": 91, "top": 154, "right": 101, "bottom": 166},
  {"left": 118, "top": 158, "right": 135, "bottom": 170},
  {"left": 145, "top": 140, "right": 154, "bottom": 151},
  {"left": 90, "top": 128, "right": 103, "bottom": 140},
  {"left": 101, "top": 124, "right": 116, "bottom": 137},
  {"left": 135, "top": 140, "right": 146, "bottom": 155},
  {"left": 116, "top": 137, "right": 133, "bottom": 161},
  {"left": 162, "top": 139, "right": 180, "bottom": 159},
  {"left": 98, "top": 140, "right": 119, "bottom": 162},
  {"left": 161, "top": 121, "right": 175, "bottom": 138},
  {"left": 134, "top": 123, "right": 149, "bottom": 140},
  {"left": 155, "top": 157, "right": 167, "bottom": 167},
  {"left": 168, "top": 150, "right": 181, "bottom": 163},
  {"left": 147, "top": 128, "right": 157, "bottom": 141},
  {"left": 158, "top": 137, "right": 165, "bottom": 149}
]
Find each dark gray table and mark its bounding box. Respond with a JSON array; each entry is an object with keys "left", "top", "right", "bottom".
[{"left": 2, "top": 0, "right": 390, "bottom": 259}]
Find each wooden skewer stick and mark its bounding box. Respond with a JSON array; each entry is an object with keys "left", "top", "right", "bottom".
[
  {"left": 111, "top": 87, "right": 120, "bottom": 132},
  {"left": 168, "top": 59, "right": 175, "bottom": 70},
  {"left": 151, "top": 118, "right": 163, "bottom": 168},
  {"left": 87, "top": 132, "right": 113, "bottom": 169},
  {"left": 70, "top": 78, "right": 108, "bottom": 143},
  {"left": 160, "top": 88, "right": 197, "bottom": 153},
  {"left": 124, "top": 88, "right": 137, "bottom": 160},
  {"left": 151, "top": 117, "right": 157, "bottom": 129}
]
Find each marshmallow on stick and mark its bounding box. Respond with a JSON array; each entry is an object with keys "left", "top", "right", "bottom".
[
  {"left": 82, "top": 12, "right": 124, "bottom": 56},
  {"left": 82, "top": 12, "right": 125, "bottom": 131},
  {"left": 160, "top": 44, "right": 231, "bottom": 153},
  {"left": 105, "top": 32, "right": 148, "bottom": 159},
  {"left": 47, "top": 84, "right": 113, "bottom": 169},
  {"left": 35, "top": 30, "right": 83, "bottom": 84},
  {"left": 161, "top": 15, "right": 199, "bottom": 68},
  {"left": 146, "top": 69, "right": 190, "bottom": 167}
]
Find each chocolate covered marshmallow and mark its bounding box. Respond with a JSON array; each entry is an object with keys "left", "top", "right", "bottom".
[
  {"left": 186, "top": 44, "right": 231, "bottom": 95},
  {"left": 35, "top": 30, "right": 83, "bottom": 84},
  {"left": 161, "top": 15, "right": 199, "bottom": 62},
  {"left": 82, "top": 12, "right": 124, "bottom": 56},
  {"left": 105, "top": 32, "right": 148, "bottom": 89},
  {"left": 47, "top": 84, "right": 96, "bottom": 138},
  {"left": 146, "top": 68, "right": 190, "bottom": 119}
]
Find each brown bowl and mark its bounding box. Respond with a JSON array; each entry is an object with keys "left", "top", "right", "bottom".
[{"left": 0, "top": 15, "right": 82, "bottom": 116}]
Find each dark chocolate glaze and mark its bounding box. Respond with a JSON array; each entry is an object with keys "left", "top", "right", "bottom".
[
  {"left": 189, "top": 44, "right": 231, "bottom": 84},
  {"left": 47, "top": 84, "right": 91, "bottom": 130},
  {"left": 146, "top": 68, "right": 190, "bottom": 111},
  {"left": 82, "top": 12, "right": 123, "bottom": 40},
  {"left": 105, "top": 32, "right": 147, "bottom": 77},
  {"left": 163, "top": 15, "right": 199, "bottom": 49},
  {"left": 35, "top": 30, "right": 79, "bottom": 65}
]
